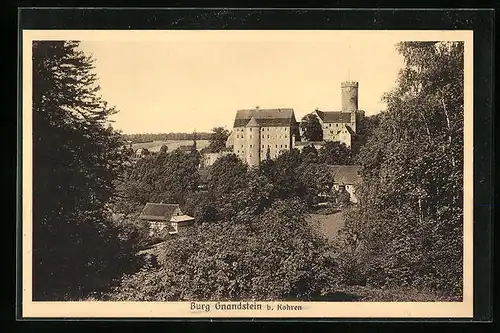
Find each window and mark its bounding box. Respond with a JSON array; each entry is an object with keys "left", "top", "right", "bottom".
[
  {"left": 336, "top": 123, "right": 339, "bottom": 127},
  {"left": 285, "top": 135, "right": 287, "bottom": 138},
  {"left": 250, "top": 154, "right": 252, "bottom": 157},
  {"left": 285, "top": 145, "right": 287, "bottom": 148},
  {"left": 262, "top": 145, "right": 265, "bottom": 148},
  {"left": 237, "top": 150, "right": 240, "bottom": 153},
  {"left": 241, "top": 145, "right": 244, "bottom": 148},
  {"left": 267, "top": 135, "right": 269, "bottom": 138},
  {"left": 276, "top": 145, "right": 278, "bottom": 148},
  {"left": 280, "top": 145, "right": 283, "bottom": 148},
  {"left": 250, "top": 145, "right": 252, "bottom": 148},
  {"left": 329, "top": 124, "right": 331, "bottom": 127},
  {"left": 250, "top": 135, "right": 252, "bottom": 139}
]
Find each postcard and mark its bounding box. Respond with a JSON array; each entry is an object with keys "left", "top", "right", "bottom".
[{"left": 21, "top": 29, "right": 473, "bottom": 318}]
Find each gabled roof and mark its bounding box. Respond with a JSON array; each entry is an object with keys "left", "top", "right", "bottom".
[
  {"left": 233, "top": 108, "right": 297, "bottom": 127},
  {"left": 315, "top": 110, "right": 352, "bottom": 123},
  {"left": 327, "top": 165, "right": 362, "bottom": 185},
  {"left": 139, "top": 203, "right": 181, "bottom": 221}
]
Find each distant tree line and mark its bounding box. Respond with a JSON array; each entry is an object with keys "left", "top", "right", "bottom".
[{"left": 123, "top": 132, "right": 212, "bottom": 143}]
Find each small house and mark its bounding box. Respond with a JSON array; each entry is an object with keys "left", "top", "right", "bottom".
[
  {"left": 327, "top": 165, "right": 362, "bottom": 203},
  {"left": 139, "top": 203, "right": 195, "bottom": 236}
]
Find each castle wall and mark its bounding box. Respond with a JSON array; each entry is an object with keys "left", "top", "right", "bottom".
[{"left": 259, "top": 126, "right": 293, "bottom": 160}]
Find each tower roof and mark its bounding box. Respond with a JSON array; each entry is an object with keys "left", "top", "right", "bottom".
[{"left": 245, "top": 116, "right": 260, "bottom": 127}]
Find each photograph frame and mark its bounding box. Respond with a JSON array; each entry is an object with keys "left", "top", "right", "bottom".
[{"left": 16, "top": 7, "right": 494, "bottom": 323}]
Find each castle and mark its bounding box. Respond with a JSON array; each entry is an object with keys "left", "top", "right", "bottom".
[{"left": 226, "top": 81, "right": 361, "bottom": 167}]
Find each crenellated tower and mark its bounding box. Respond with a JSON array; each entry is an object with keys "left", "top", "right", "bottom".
[{"left": 341, "top": 81, "right": 359, "bottom": 132}]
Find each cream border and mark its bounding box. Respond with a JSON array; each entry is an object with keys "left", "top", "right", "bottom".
[{"left": 21, "top": 30, "right": 474, "bottom": 318}]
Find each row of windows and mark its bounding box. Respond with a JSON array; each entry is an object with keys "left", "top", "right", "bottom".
[
  {"left": 235, "top": 127, "right": 290, "bottom": 132},
  {"left": 239, "top": 143, "right": 289, "bottom": 149},
  {"left": 236, "top": 134, "right": 288, "bottom": 139}
]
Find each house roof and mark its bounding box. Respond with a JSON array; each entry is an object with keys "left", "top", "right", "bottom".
[
  {"left": 233, "top": 108, "right": 297, "bottom": 127},
  {"left": 171, "top": 215, "right": 195, "bottom": 223},
  {"left": 139, "top": 203, "right": 181, "bottom": 221},
  {"left": 315, "top": 110, "right": 352, "bottom": 123},
  {"left": 327, "top": 165, "right": 362, "bottom": 185}
]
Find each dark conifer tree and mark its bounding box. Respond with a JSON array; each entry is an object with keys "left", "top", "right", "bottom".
[{"left": 32, "top": 41, "right": 136, "bottom": 300}]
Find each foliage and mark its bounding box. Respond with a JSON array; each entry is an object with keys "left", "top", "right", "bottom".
[
  {"left": 32, "top": 41, "right": 143, "bottom": 300},
  {"left": 299, "top": 113, "right": 323, "bottom": 142},
  {"left": 114, "top": 149, "right": 201, "bottom": 214},
  {"left": 338, "top": 41, "right": 464, "bottom": 296},
  {"left": 107, "top": 199, "right": 337, "bottom": 301},
  {"left": 318, "top": 141, "right": 352, "bottom": 165},
  {"left": 206, "top": 126, "right": 230, "bottom": 153}
]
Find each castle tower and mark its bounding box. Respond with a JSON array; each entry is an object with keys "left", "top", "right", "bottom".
[
  {"left": 341, "top": 81, "right": 359, "bottom": 112},
  {"left": 341, "top": 81, "right": 359, "bottom": 132},
  {"left": 245, "top": 117, "right": 261, "bottom": 167}
]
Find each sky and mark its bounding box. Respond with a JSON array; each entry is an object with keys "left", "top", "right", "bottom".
[{"left": 78, "top": 31, "right": 406, "bottom": 134}]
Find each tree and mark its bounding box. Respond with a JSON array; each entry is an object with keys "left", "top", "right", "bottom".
[
  {"left": 207, "top": 126, "right": 230, "bottom": 153},
  {"left": 32, "top": 41, "right": 141, "bottom": 300},
  {"left": 116, "top": 148, "right": 200, "bottom": 211},
  {"left": 341, "top": 41, "right": 464, "bottom": 296},
  {"left": 300, "top": 113, "right": 323, "bottom": 142},
  {"left": 318, "top": 141, "right": 352, "bottom": 165},
  {"left": 300, "top": 145, "right": 319, "bottom": 164},
  {"left": 159, "top": 145, "right": 168, "bottom": 154},
  {"left": 206, "top": 154, "right": 248, "bottom": 220}
]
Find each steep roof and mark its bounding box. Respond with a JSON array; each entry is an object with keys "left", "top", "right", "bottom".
[
  {"left": 327, "top": 165, "right": 362, "bottom": 185},
  {"left": 233, "top": 108, "right": 297, "bottom": 127},
  {"left": 315, "top": 110, "right": 352, "bottom": 123},
  {"left": 139, "top": 203, "right": 181, "bottom": 221}
]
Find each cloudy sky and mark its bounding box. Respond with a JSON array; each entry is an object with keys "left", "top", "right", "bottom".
[{"left": 78, "top": 31, "right": 407, "bottom": 134}]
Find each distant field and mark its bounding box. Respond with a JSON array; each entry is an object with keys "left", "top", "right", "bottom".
[
  {"left": 307, "top": 211, "right": 346, "bottom": 242},
  {"left": 131, "top": 140, "right": 210, "bottom": 152}
]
